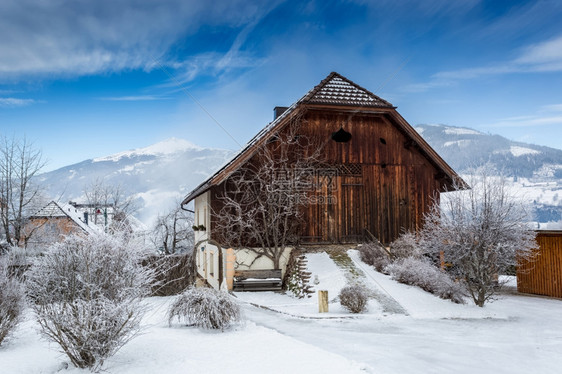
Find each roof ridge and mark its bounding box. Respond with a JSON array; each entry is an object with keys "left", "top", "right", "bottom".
[
  {"left": 302, "top": 72, "right": 393, "bottom": 108},
  {"left": 31, "top": 200, "right": 65, "bottom": 217}
]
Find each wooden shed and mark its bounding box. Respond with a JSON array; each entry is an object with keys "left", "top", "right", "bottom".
[
  {"left": 182, "top": 72, "right": 464, "bottom": 288},
  {"left": 517, "top": 230, "right": 562, "bottom": 298}
]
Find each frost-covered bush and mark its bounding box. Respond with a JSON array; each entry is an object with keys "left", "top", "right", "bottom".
[
  {"left": 168, "top": 287, "right": 241, "bottom": 330},
  {"left": 359, "top": 242, "right": 391, "bottom": 273},
  {"left": 26, "top": 233, "right": 155, "bottom": 371},
  {"left": 0, "top": 259, "right": 25, "bottom": 346},
  {"left": 339, "top": 283, "right": 369, "bottom": 313},
  {"left": 420, "top": 169, "right": 536, "bottom": 306},
  {"left": 385, "top": 257, "right": 466, "bottom": 304},
  {"left": 389, "top": 231, "right": 421, "bottom": 260}
]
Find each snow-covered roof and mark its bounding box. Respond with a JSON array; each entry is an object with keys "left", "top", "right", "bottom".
[
  {"left": 302, "top": 73, "right": 393, "bottom": 107},
  {"left": 30, "top": 201, "right": 102, "bottom": 234}
]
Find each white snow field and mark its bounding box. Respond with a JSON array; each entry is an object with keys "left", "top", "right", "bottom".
[{"left": 2, "top": 250, "right": 562, "bottom": 374}]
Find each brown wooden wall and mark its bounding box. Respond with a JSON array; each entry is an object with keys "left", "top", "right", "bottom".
[
  {"left": 298, "top": 109, "right": 442, "bottom": 244},
  {"left": 210, "top": 108, "right": 446, "bottom": 246},
  {"left": 517, "top": 231, "right": 562, "bottom": 298}
]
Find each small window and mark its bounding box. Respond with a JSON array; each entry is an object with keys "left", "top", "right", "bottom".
[{"left": 332, "top": 127, "right": 352, "bottom": 143}]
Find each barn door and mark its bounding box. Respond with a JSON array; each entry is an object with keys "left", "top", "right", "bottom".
[
  {"left": 339, "top": 164, "right": 364, "bottom": 243},
  {"left": 302, "top": 164, "right": 364, "bottom": 244}
]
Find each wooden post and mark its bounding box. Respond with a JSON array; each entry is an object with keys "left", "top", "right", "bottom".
[
  {"left": 318, "top": 290, "right": 329, "bottom": 313},
  {"left": 225, "top": 248, "right": 235, "bottom": 291}
]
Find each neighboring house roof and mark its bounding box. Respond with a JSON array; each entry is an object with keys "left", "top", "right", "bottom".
[
  {"left": 181, "top": 72, "right": 463, "bottom": 206},
  {"left": 30, "top": 201, "right": 101, "bottom": 234}
]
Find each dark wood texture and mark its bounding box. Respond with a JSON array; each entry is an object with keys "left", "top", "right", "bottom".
[
  {"left": 210, "top": 107, "right": 447, "bottom": 246},
  {"left": 517, "top": 231, "right": 562, "bottom": 298},
  {"left": 297, "top": 109, "right": 442, "bottom": 245}
]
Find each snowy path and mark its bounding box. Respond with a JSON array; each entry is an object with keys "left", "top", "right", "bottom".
[
  {"left": 239, "top": 250, "right": 562, "bottom": 374},
  {"left": 243, "top": 294, "right": 562, "bottom": 374}
]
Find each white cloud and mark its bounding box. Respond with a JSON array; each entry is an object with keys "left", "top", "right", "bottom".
[
  {"left": 0, "top": 97, "right": 36, "bottom": 107},
  {"left": 406, "top": 34, "right": 562, "bottom": 92},
  {"left": 158, "top": 1, "right": 279, "bottom": 89},
  {"left": 515, "top": 36, "right": 562, "bottom": 66},
  {"left": 433, "top": 65, "right": 521, "bottom": 80},
  {"left": 488, "top": 115, "right": 562, "bottom": 128},
  {"left": 0, "top": 0, "right": 276, "bottom": 80},
  {"left": 100, "top": 95, "right": 166, "bottom": 102},
  {"left": 541, "top": 104, "right": 562, "bottom": 112}
]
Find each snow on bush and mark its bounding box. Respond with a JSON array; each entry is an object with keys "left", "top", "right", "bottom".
[
  {"left": 389, "top": 231, "right": 421, "bottom": 260},
  {"left": 168, "top": 287, "right": 241, "bottom": 330},
  {"left": 0, "top": 258, "right": 25, "bottom": 346},
  {"left": 26, "top": 232, "right": 156, "bottom": 371},
  {"left": 358, "top": 242, "right": 391, "bottom": 273},
  {"left": 339, "top": 283, "right": 369, "bottom": 313},
  {"left": 419, "top": 169, "right": 536, "bottom": 306},
  {"left": 385, "top": 257, "right": 466, "bottom": 304}
]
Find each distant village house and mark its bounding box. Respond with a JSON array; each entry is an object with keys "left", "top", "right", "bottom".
[{"left": 24, "top": 201, "right": 113, "bottom": 249}]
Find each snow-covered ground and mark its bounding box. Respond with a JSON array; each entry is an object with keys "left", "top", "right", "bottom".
[{"left": 2, "top": 251, "right": 561, "bottom": 374}]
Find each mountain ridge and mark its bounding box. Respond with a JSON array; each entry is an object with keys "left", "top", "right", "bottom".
[
  {"left": 415, "top": 124, "right": 562, "bottom": 180},
  {"left": 38, "top": 138, "right": 235, "bottom": 226},
  {"left": 37, "top": 126, "right": 562, "bottom": 228}
]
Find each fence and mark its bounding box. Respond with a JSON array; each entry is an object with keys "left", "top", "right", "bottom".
[{"left": 517, "top": 230, "right": 562, "bottom": 298}]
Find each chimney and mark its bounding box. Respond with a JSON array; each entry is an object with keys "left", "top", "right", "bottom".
[
  {"left": 273, "top": 106, "right": 289, "bottom": 120},
  {"left": 84, "top": 212, "right": 88, "bottom": 225}
]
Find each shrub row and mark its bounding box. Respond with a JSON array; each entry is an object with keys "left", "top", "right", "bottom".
[{"left": 385, "top": 257, "right": 466, "bottom": 304}]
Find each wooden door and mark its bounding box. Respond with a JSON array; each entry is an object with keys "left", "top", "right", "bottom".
[{"left": 340, "top": 175, "right": 364, "bottom": 243}]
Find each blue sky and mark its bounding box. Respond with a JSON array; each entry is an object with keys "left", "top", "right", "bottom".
[{"left": 2, "top": 0, "right": 562, "bottom": 172}]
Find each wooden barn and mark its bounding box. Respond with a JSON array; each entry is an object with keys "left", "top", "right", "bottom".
[{"left": 181, "top": 72, "right": 464, "bottom": 290}]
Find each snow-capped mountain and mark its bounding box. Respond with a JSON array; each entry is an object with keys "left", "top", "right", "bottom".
[
  {"left": 415, "top": 124, "right": 562, "bottom": 179},
  {"left": 415, "top": 124, "right": 562, "bottom": 227},
  {"left": 38, "top": 127, "right": 562, "bottom": 229},
  {"left": 37, "top": 138, "right": 234, "bottom": 226}
]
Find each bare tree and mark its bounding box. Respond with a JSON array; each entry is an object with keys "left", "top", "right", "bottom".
[
  {"left": 419, "top": 167, "right": 536, "bottom": 307},
  {"left": 82, "top": 178, "right": 138, "bottom": 232},
  {"left": 0, "top": 136, "right": 46, "bottom": 247},
  {"left": 152, "top": 203, "right": 194, "bottom": 254},
  {"left": 214, "top": 120, "right": 326, "bottom": 269}
]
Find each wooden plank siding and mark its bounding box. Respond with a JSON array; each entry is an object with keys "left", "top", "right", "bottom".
[
  {"left": 517, "top": 231, "right": 562, "bottom": 298},
  {"left": 209, "top": 109, "right": 446, "bottom": 246},
  {"left": 296, "top": 110, "right": 442, "bottom": 245}
]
